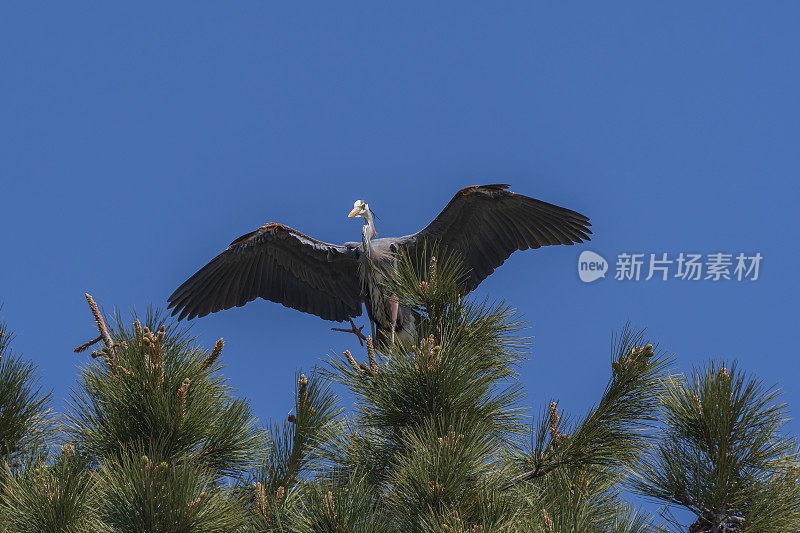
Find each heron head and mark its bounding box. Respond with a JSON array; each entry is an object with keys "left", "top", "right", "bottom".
[{"left": 348, "top": 200, "right": 369, "bottom": 219}]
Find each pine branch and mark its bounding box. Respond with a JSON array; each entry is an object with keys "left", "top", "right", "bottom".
[
  {"left": 631, "top": 360, "right": 800, "bottom": 532},
  {"left": 67, "top": 307, "right": 262, "bottom": 480},
  {"left": 0, "top": 316, "right": 56, "bottom": 473},
  {"left": 0, "top": 446, "right": 100, "bottom": 532},
  {"left": 246, "top": 370, "right": 341, "bottom": 530},
  {"left": 503, "top": 331, "right": 668, "bottom": 492}
]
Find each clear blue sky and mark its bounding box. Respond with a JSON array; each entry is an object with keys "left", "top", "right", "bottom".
[{"left": 1, "top": 0, "right": 798, "bottom": 507}]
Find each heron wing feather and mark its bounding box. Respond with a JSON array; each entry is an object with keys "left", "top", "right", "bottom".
[
  {"left": 396, "top": 184, "right": 591, "bottom": 291},
  {"left": 167, "top": 223, "right": 362, "bottom": 321}
]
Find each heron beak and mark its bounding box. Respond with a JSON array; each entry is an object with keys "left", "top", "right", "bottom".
[{"left": 348, "top": 207, "right": 360, "bottom": 218}]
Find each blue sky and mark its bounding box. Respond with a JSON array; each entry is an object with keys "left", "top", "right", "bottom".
[{"left": 1, "top": 1, "right": 798, "bottom": 513}]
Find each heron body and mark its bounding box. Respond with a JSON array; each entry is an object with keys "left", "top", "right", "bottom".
[
  {"left": 167, "top": 184, "right": 591, "bottom": 346},
  {"left": 352, "top": 204, "right": 416, "bottom": 344}
]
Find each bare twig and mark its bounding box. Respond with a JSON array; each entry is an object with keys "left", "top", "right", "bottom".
[
  {"left": 76, "top": 293, "right": 120, "bottom": 373},
  {"left": 85, "top": 293, "right": 114, "bottom": 352},
  {"left": 74, "top": 335, "right": 102, "bottom": 353},
  {"left": 500, "top": 456, "right": 577, "bottom": 490},
  {"left": 332, "top": 318, "right": 367, "bottom": 346}
]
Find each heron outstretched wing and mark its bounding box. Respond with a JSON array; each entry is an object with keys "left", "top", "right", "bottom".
[
  {"left": 168, "top": 223, "right": 362, "bottom": 321},
  {"left": 397, "top": 184, "right": 592, "bottom": 291}
]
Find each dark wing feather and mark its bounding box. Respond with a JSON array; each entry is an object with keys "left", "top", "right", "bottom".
[
  {"left": 397, "top": 184, "right": 591, "bottom": 291},
  {"left": 167, "top": 223, "right": 362, "bottom": 322}
]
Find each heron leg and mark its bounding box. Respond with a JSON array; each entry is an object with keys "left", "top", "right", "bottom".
[
  {"left": 361, "top": 296, "right": 377, "bottom": 339},
  {"left": 387, "top": 294, "right": 399, "bottom": 344},
  {"left": 331, "top": 318, "right": 367, "bottom": 346}
]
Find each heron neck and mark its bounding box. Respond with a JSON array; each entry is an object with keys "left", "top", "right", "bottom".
[{"left": 362, "top": 211, "right": 377, "bottom": 252}]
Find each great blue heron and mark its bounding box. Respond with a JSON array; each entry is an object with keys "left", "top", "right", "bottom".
[{"left": 167, "top": 184, "right": 591, "bottom": 345}]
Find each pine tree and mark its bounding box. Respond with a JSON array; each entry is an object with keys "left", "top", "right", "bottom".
[
  {"left": 240, "top": 249, "right": 673, "bottom": 532},
  {"left": 2, "top": 254, "right": 798, "bottom": 532},
  {"left": 1, "top": 444, "right": 101, "bottom": 533},
  {"left": 0, "top": 316, "right": 73, "bottom": 532},
  {"left": 0, "top": 316, "right": 56, "bottom": 471},
  {"left": 632, "top": 361, "right": 800, "bottom": 532},
  {"left": 65, "top": 296, "right": 263, "bottom": 532}
]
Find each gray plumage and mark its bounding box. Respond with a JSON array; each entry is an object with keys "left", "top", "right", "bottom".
[{"left": 167, "top": 184, "right": 591, "bottom": 344}]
